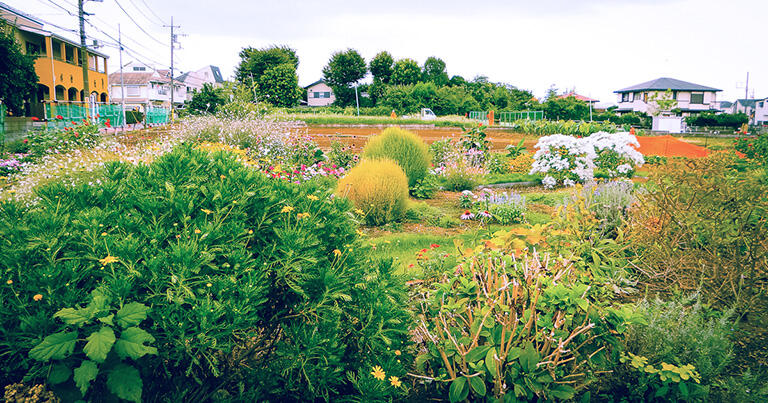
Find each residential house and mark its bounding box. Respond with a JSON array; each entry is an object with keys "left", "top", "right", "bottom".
[
  {"left": 108, "top": 62, "right": 186, "bottom": 111},
  {"left": 716, "top": 100, "right": 734, "bottom": 114},
  {"left": 305, "top": 80, "right": 335, "bottom": 107},
  {"left": 175, "top": 65, "right": 226, "bottom": 101},
  {"left": 0, "top": 2, "right": 109, "bottom": 117},
  {"left": 557, "top": 92, "right": 598, "bottom": 104},
  {"left": 614, "top": 77, "right": 721, "bottom": 116},
  {"left": 733, "top": 98, "right": 768, "bottom": 125}
]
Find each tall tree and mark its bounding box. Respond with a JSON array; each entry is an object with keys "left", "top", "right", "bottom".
[
  {"left": 0, "top": 21, "right": 38, "bottom": 116},
  {"left": 322, "top": 49, "right": 367, "bottom": 107},
  {"left": 257, "top": 64, "right": 301, "bottom": 107},
  {"left": 390, "top": 59, "right": 421, "bottom": 86},
  {"left": 187, "top": 83, "right": 227, "bottom": 115},
  {"left": 369, "top": 51, "right": 394, "bottom": 84},
  {"left": 235, "top": 45, "right": 298, "bottom": 84},
  {"left": 422, "top": 56, "right": 448, "bottom": 86}
]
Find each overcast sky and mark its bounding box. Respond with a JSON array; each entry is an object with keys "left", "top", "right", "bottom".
[{"left": 7, "top": 0, "right": 766, "bottom": 105}]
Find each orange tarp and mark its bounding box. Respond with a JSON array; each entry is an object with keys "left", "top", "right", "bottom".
[{"left": 634, "top": 135, "right": 710, "bottom": 158}]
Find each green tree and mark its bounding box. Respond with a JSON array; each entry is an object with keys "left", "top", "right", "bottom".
[
  {"left": 0, "top": 21, "right": 38, "bottom": 116},
  {"left": 390, "top": 59, "right": 421, "bottom": 86},
  {"left": 322, "top": 49, "right": 367, "bottom": 107},
  {"left": 422, "top": 56, "right": 449, "bottom": 86},
  {"left": 448, "top": 75, "right": 466, "bottom": 87},
  {"left": 541, "top": 95, "right": 589, "bottom": 120},
  {"left": 257, "top": 64, "right": 300, "bottom": 107},
  {"left": 648, "top": 88, "right": 678, "bottom": 116},
  {"left": 235, "top": 45, "right": 298, "bottom": 84},
  {"left": 369, "top": 51, "right": 394, "bottom": 84},
  {"left": 187, "top": 83, "right": 227, "bottom": 115}
]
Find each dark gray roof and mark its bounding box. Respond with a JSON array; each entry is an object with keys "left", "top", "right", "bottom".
[
  {"left": 304, "top": 79, "right": 325, "bottom": 89},
  {"left": 209, "top": 66, "right": 224, "bottom": 83},
  {"left": 736, "top": 99, "right": 758, "bottom": 108},
  {"left": 615, "top": 77, "right": 721, "bottom": 93},
  {"left": 719, "top": 101, "right": 733, "bottom": 108}
]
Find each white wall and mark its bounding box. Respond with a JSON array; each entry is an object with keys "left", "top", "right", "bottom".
[{"left": 307, "top": 82, "right": 335, "bottom": 107}]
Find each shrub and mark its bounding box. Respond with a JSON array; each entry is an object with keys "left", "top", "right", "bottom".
[
  {"left": 0, "top": 146, "right": 412, "bottom": 401},
  {"left": 362, "top": 127, "right": 430, "bottom": 186},
  {"left": 486, "top": 153, "right": 510, "bottom": 174},
  {"left": 508, "top": 153, "right": 534, "bottom": 173},
  {"left": 410, "top": 172, "right": 440, "bottom": 199},
  {"left": 336, "top": 158, "right": 409, "bottom": 225},
  {"left": 441, "top": 163, "right": 479, "bottom": 192},
  {"left": 429, "top": 138, "right": 454, "bottom": 167},
  {"left": 327, "top": 140, "right": 359, "bottom": 170}
]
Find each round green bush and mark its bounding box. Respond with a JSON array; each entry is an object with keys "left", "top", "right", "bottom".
[
  {"left": 0, "top": 145, "right": 411, "bottom": 401},
  {"left": 362, "top": 127, "right": 430, "bottom": 187},
  {"left": 336, "top": 158, "right": 409, "bottom": 226}
]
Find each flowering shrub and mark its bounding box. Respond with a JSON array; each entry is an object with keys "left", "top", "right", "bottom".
[
  {"left": 457, "top": 188, "right": 527, "bottom": 224},
  {"left": 0, "top": 146, "right": 412, "bottom": 401},
  {"left": 508, "top": 152, "right": 534, "bottom": 174},
  {"left": 457, "top": 125, "right": 490, "bottom": 167},
  {"left": 336, "top": 158, "right": 409, "bottom": 225},
  {"left": 530, "top": 132, "right": 644, "bottom": 188},
  {"left": 734, "top": 133, "right": 767, "bottom": 163}
]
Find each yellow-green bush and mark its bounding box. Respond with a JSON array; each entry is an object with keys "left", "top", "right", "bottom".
[
  {"left": 336, "top": 158, "right": 409, "bottom": 225},
  {"left": 362, "top": 127, "right": 430, "bottom": 187}
]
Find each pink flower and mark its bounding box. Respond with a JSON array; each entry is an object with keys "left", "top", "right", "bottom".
[{"left": 56, "top": 115, "right": 63, "bottom": 120}]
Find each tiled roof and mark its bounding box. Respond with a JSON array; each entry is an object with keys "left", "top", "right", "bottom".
[
  {"left": 558, "top": 92, "right": 598, "bottom": 102},
  {"left": 108, "top": 72, "right": 168, "bottom": 85},
  {"left": 615, "top": 77, "right": 720, "bottom": 93}
]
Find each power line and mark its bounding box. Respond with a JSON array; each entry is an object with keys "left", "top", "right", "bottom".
[
  {"left": 127, "top": 0, "right": 162, "bottom": 26},
  {"left": 113, "top": 0, "right": 165, "bottom": 45},
  {"left": 139, "top": 0, "right": 165, "bottom": 25}
]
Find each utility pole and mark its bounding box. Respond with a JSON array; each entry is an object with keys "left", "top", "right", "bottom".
[
  {"left": 164, "top": 17, "right": 180, "bottom": 123},
  {"left": 78, "top": 0, "right": 89, "bottom": 109},
  {"left": 745, "top": 72, "right": 749, "bottom": 100},
  {"left": 118, "top": 24, "right": 126, "bottom": 132}
]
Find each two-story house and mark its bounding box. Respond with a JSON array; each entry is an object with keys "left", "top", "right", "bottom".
[
  {"left": 305, "top": 80, "right": 335, "bottom": 107},
  {"left": 733, "top": 98, "right": 768, "bottom": 125},
  {"left": 175, "top": 65, "right": 226, "bottom": 101},
  {"left": 0, "top": 1, "right": 109, "bottom": 117},
  {"left": 614, "top": 77, "right": 721, "bottom": 116},
  {"left": 108, "top": 62, "right": 186, "bottom": 111}
]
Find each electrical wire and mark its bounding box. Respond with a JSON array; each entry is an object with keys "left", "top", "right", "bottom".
[
  {"left": 139, "top": 0, "right": 165, "bottom": 25},
  {"left": 113, "top": 0, "right": 165, "bottom": 45},
  {"left": 127, "top": 0, "right": 162, "bottom": 27}
]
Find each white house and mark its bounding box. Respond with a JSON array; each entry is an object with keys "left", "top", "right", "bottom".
[
  {"left": 305, "top": 80, "right": 335, "bottom": 107},
  {"left": 108, "top": 62, "right": 186, "bottom": 110},
  {"left": 732, "top": 98, "right": 768, "bottom": 125},
  {"left": 176, "top": 65, "right": 225, "bottom": 101},
  {"left": 614, "top": 77, "right": 721, "bottom": 116}
]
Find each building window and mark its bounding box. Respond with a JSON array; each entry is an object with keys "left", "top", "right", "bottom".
[
  {"left": 621, "top": 93, "right": 630, "bottom": 102},
  {"left": 312, "top": 92, "right": 320, "bottom": 98},
  {"left": 126, "top": 86, "right": 140, "bottom": 97},
  {"left": 133, "top": 66, "right": 146, "bottom": 71},
  {"left": 323, "top": 92, "right": 331, "bottom": 98},
  {"left": 690, "top": 92, "right": 704, "bottom": 104}
]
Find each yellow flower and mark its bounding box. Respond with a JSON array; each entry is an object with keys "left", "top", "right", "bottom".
[
  {"left": 6, "top": 279, "right": 12, "bottom": 285},
  {"left": 356, "top": 229, "right": 365, "bottom": 237},
  {"left": 297, "top": 212, "right": 310, "bottom": 219},
  {"left": 281, "top": 206, "right": 295, "bottom": 213},
  {"left": 333, "top": 249, "right": 342, "bottom": 257},
  {"left": 101, "top": 232, "right": 107, "bottom": 236},
  {"left": 99, "top": 255, "right": 119, "bottom": 265},
  {"left": 248, "top": 230, "right": 253, "bottom": 234},
  {"left": 389, "top": 376, "right": 401, "bottom": 387},
  {"left": 201, "top": 208, "right": 213, "bottom": 215},
  {"left": 33, "top": 294, "right": 43, "bottom": 301},
  {"left": 355, "top": 209, "right": 364, "bottom": 215},
  {"left": 371, "top": 366, "right": 386, "bottom": 380},
  {"left": 394, "top": 349, "right": 401, "bottom": 356},
  {"left": 194, "top": 229, "right": 201, "bottom": 234},
  {"left": 307, "top": 195, "right": 319, "bottom": 201},
  {"left": 220, "top": 175, "right": 226, "bottom": 180},
  {"left": 206, "top": 283, "right": 212, "bottom": 287}
]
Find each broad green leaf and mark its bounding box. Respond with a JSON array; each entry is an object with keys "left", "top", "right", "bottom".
[
  {"left": 465, "top": 345, "right": 490, "bottom": 363},
  {"left": 84, "top": 327, "right": 116, "bottom": 363},
  {"left": 519, "top": 342, "right": 540, "bottom": 373},
  {"left": 29, "top": 331, "right": 77, "bottom": 361},
  {"left": 485, "top": 347, "right": 498, "bottom": 378},
  {"left": 448, "top": 376, "right": 468, "bottom": 403},
  {"left": 550, "top": 384, "right": 576, "bottom": 399},
  {"left": 116, "top": 302, "right": 149, "bottom": 328},
  {"left": 115, "top": 327, "right": 157, "bottom": 360},
  {"left": 54, "top": 307, "right": 93, "bottom": 326},
  {"left": 507, "top": 347, "right": 523, "bottom": 362},
  {"left": 107, "top": 364, "right": 142, "bottom": 403},
  {"left": 73, "top": 360, "right": 99, "bottom": 395},
  {"left": 48, "top": 363, "right": 71, "bottom": 385},
  {"left": 468, "top": 375, "right": 487, "bottom": 397},
  {"left": 98, "top": 314, "right": 114, "bottom": 326},
  {"left": 678, "top": 381, "right": 689, "bottom": 397}
]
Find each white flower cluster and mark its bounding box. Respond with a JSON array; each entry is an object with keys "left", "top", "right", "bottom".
[{"left": 530, "top": 132, "right": 644, "bottom": 188}]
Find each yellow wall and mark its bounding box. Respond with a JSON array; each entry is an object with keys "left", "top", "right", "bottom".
[{"left": 14, "top": 28, "right": 109, "bottom": 103}]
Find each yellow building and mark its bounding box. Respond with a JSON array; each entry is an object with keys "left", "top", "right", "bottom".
[{"left": 1, "top": 2, "right": 109, "bottom": 114}]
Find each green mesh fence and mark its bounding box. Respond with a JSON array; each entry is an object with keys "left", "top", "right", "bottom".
[
  {"left": 469, "top": 111, "right": 489, "bottom": 123},
  {"left": 498, "top": 111, "right": 544, "bottom": 125},
  {"left": 146, "top": 107, "right": 169, "bottom": 125}
]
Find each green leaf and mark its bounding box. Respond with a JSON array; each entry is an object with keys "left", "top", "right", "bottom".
[
  {"left": 678, "top": 381, "right": 689, "bottom": 397},
  {"left": 654, "top": 385, "right": 669, "bottom": 397},
  {"left": 29, "top": 331, "right": 77, "bottom": 361},
  {"left": 520, "top": 342, "right": 540, "bottom": 373},
  {"left": 465, "top": 345, "right": 490, "bottom": 363},
  {"left": 48, "top": 363, "right": 71, "bottom": 385},
  {"left": 115, "top": 327, "right": 157, "bottom": 360},
  {"left": 54, "top": 307, "right": 94, "bottom": 326},
  {"left": 550, "top": 384, "right": 576, "bottom": 399},
  {"left": 107, "top": 364, "right": 142, "bottom": 403},
  {"left": 98, "top": 314, "right": 114, "bottom": 326},
  {"left": 468, "top": 375, "right": 487, "bottom": 397},
  {"left": 449, "top": 376, "right": 469, "bottom": 403},
  {"left": 579, "top": 391, "right": 591, "bottom": 403},
  {"left": 507, "top": 347, "right": 522, "bottom": 362},
  {"left": 84, "top": 327, "right": 116, "bottom": 363},
  {"left": 116, "top": 302, "right": 149, "bottom": 328},
  {"left": 73, "top": 360, "right": 99, "bottom": 395},
  {"left": 485, "top": 347, "right": 498, "bottom": 378}
]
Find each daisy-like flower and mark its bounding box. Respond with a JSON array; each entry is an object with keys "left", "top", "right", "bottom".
[
  {"left": 355, "top": 209, "right": 364, "bottom": 215},
  {"left": 33, "top": 294, "right": 43, "bottom": 301},
  {"left": 194, "top": 229, "right": 201, "bottom": 234},
  {"left": 307, "top": 195, "right": 319, "bottom": 201},
  {"left": 99, "top": 255, "right": 119, "bottom": 265},
  {"left": 333, "top": 249, "right": 342, "bottom": 257},
  {"left": 460, "top": 210, "right": 475, "bottom": 220},
  {"left": 478, "top": 210, "right": 492, "bottom": 218},
  {"left": 201, "top": 208, "right": 213, "bottom": 215},
  {"left": 281, "top": 206, "right": 295, "bottom": 213},
  {"left": 389, "top": 376, "right": 401, "bottom": 387},
  {"left": 371, "top": 366, "right": 386, "bottom": 380}
]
